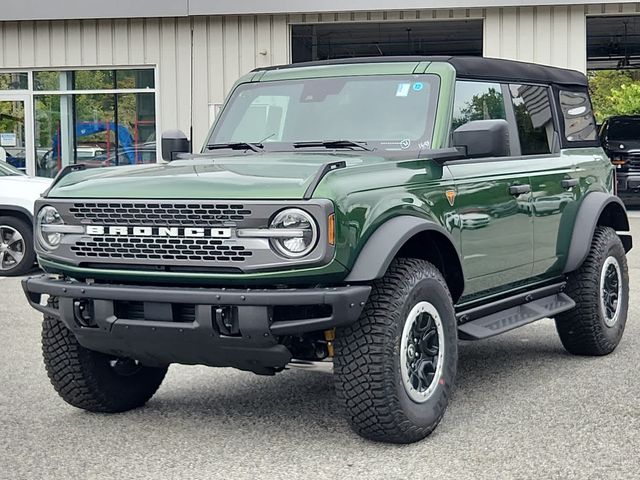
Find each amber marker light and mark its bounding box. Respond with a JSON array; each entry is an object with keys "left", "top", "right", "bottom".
[{"left": 328, "top": 213, "right": 335, "bottom": 245}]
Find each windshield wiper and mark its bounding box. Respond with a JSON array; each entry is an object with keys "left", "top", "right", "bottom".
[
  {"left": 293, "top": 140, "right": 372, "bottom": 151},
  {"left": 206, "top": 142, "right": 263, "bottom": 152}
]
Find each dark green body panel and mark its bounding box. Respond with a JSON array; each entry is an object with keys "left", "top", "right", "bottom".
[{"left": 38, "top": 60, "right": 616, "bottom": 306}]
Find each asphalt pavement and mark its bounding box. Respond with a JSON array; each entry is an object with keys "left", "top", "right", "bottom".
[{"left": 1, "top": 220, "right": 640, "bottom": 480}]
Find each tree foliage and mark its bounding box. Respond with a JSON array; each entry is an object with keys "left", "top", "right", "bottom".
[{"left": 588, "top": 70, "right": 640, "bottom": 122}]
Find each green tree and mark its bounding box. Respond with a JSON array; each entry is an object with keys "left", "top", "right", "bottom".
[
  {"left": 603, "top": 84, "right": 640, "bottom": 118},
  {"left": 588, "top": 70, "right": 640, "bottom": 122}
]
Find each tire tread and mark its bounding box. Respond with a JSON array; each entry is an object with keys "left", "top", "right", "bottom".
[
  {"left": 334, "top": 258, "right": 456, "bottom": 443},
  {"left": 42, "top": 298, "right": 167, "bottom": 412}
]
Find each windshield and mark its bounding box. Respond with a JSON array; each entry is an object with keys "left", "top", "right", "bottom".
[
  {"left": 207, "top": 74, "right": 439, "bottom": 153},
  {"left": 608, "top": 118, "right": 640, "bottom": 141},
  {"left": 0, "top": 161, "right": 24, "bottom": 176}
]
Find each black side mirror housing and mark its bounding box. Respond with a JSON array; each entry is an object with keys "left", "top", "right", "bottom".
[
  {"left": 161, "top": 129, "right": 191, "bottom": 161},
  {"left": 453, "top": 119, "right": 510, "bottom": 158}
]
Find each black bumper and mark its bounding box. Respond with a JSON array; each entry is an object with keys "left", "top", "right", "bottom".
[
  {"left": 22, "top": 275, "right": 370, "bottom": 374},
  {"left": 617, "top": 172, "right": 640, "bottom": 197}
]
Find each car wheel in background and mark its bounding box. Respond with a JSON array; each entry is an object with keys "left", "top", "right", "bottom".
[{"left": 0, "top": 216, "right": 35, "bottom": 276}]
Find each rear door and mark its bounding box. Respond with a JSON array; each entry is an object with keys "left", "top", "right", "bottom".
[
  {"left": 446, "top": 80, "right": 534, "bottom": 299},
  {"left": 507, "top": 84, "right": 579, "bottom": 277}
]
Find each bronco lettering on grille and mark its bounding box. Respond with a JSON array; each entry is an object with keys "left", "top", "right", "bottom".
[{"left": 85, "top": 225, "right": 232, "bottom": 238}]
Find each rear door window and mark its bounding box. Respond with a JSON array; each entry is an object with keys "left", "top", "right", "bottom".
[{"left": 509, "top": 84, "right": 554, "bottom": 155}]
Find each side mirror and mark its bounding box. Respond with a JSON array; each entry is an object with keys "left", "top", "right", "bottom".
[
  {"left": 453, "top": 119, "right": 510, "bottom": 158},
  {"left": 161, "top": 129, "right": 191, "bottom": 161}
]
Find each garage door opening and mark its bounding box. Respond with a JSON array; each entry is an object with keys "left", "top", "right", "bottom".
[
  {"left": 292, "top": 20, "right": 483, "bottom": 63},
  {"left": 587, "top": 15, "right": 640, "bottom": 124}
]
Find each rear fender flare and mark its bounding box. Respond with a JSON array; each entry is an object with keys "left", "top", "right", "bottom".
[{"left": 563, "top": 192, "right": 632, "bottom": 273}]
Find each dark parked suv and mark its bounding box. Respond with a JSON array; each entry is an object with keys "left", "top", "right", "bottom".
[{"left": 600, "top": 115, "right": 640, "bottom": 203}]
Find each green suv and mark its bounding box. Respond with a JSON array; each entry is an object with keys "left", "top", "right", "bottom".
[{"left": 23, "top": 57, "right": 632, "bottom": 444}]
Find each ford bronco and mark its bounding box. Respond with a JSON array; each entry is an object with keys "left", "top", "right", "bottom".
[{"left": 23, "top": 57, "right": 631, "bottom": 444}]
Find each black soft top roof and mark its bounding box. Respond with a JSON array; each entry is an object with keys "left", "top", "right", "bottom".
[{"left": 253, "top": 56, "right": 588, "bottom": 88}]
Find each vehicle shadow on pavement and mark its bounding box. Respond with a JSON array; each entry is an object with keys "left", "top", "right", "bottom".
[{"left": 101, "top": 324, "right": 597, "bottom": 442}]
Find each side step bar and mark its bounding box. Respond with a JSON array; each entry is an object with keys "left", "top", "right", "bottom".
[{"left": 457, "top": 287, "right": 575, "bottom": 340}]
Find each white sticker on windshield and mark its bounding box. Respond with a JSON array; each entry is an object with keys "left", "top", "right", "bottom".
[{"left": 396, "top": 83, "right": 411, "bottom": 97}]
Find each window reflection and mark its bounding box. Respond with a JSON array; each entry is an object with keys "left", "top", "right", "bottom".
[{"left": 0, "top": 73, "right": 28, "bottom": 90}]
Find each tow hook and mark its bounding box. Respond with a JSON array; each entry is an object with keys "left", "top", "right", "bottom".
[
  {"left": 215, "top": 306, "right": 240, "bottom": 336},
  {"left": 73, "top": 299, "right": 96, "bottom": 328}
]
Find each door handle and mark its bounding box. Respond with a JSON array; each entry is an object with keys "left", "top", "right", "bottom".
[
  {"left": 561, "top": 178, "right": 578, "bottom": 189},
  {"left": 509, "top": 184, "right": 531, "bottom": 196}
]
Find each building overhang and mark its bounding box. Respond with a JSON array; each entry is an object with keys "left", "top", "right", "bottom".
[{"left": 2, "top": 0, "right": 637, "bottom": 22}]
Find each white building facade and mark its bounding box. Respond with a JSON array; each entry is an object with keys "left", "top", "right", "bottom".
[{"left": 0, "top": 1, "right": 638, "bottom": 176}]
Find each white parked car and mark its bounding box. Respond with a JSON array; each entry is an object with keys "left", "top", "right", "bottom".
[{"left": 0, "top": 162, "right": 52, "bottom": 276}]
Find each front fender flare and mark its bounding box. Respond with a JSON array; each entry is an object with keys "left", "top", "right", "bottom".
[
  {"left": 344, "top": 215, "right": 463, "bottom": 284},
  {"left": 563, "top": 192, "right": 632, "bottom": 274}
]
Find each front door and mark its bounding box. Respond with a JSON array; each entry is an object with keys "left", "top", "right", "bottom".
[
  {"left": 448, "top": 80, "right": 534, "bottom": 300},
  {"left": 448, "top": 160, "right": 534, "bottom": 298},
  {"left": 0, "top": 94, "right": 34, "bottom": 176}
]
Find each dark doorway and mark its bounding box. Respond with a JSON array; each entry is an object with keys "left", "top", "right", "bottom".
[
  {"left": 587, "top": 15, "right": 640, "bottom": 70},
  {"left": 292, "top": 20, "right": 483, "bottom": 63}
]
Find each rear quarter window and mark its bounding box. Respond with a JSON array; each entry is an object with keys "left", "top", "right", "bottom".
[{"left": 558, "top": 90, "right": 598, "bottom": 144}]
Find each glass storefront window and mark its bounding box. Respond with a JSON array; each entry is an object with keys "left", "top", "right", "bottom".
[
  {"left": 115, "top": 92, "right": 156, "bottom": 166},
  {"left": 0, "top": 100, "right": 27, "bottom": 170},
  {"left": 33, "top": 71, "right": 61, "bottom": 91},
  {"left": 34, "top": 69, "right": 154, "bottom": 91},
  {"left": 116, "top": 69, "right": 155, "bottom": 89},
  {"left": 27, "top": 68, "right": 158, "bottom": 177},
  {"left": 34, "top": 94, "right": 62, "bottom": 176},
  {"left": 0, "top": 73, "right": 28, "bottom": 90},
  {"left": 74, "top": 70, "right": 116, "bottom": 90}
]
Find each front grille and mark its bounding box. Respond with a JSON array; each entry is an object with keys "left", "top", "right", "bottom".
[
  {"left": 47, "top": 198, "right": 332, "bottom": 272},
  {"left": 70, "top": 236, "right": 252, "bottom": 262},
  {"left": 68, "top": 202, "right": 252, "bottom": 226},
  {"left": 627, "top": 155, "right": 640, "bottom": 171}
]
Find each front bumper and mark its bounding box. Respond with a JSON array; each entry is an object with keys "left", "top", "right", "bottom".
[
  {"left": 616, "top": 172, "right": 640, "bottom": 203},
  {"left": 23, "top": 275, "right": 370, "bottom": 374}
]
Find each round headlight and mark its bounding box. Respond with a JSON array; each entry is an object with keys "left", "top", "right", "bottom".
[
  {"left": 37, "top": 206, "right": 64, "bottom": 250},
  {"left": 269, "top": 208, "right": 318, "bottom": 258}
]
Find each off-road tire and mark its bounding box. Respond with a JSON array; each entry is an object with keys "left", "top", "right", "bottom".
[
  {"left": 334, "top": 258, "right": 457, "bottom": 444},
  {"left": 0, "top": 215, "right": 35, "bottom": 276},
  {"left": 556, "top": 226, "right": 629, "bottom": 356},
  {"left": 42, "top": 298, "right": 168, "bottom": 412}
]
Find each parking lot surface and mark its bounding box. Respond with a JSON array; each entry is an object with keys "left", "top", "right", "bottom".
[{"left": 2, "top": 220, "right": 640, "bottom": 480}]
